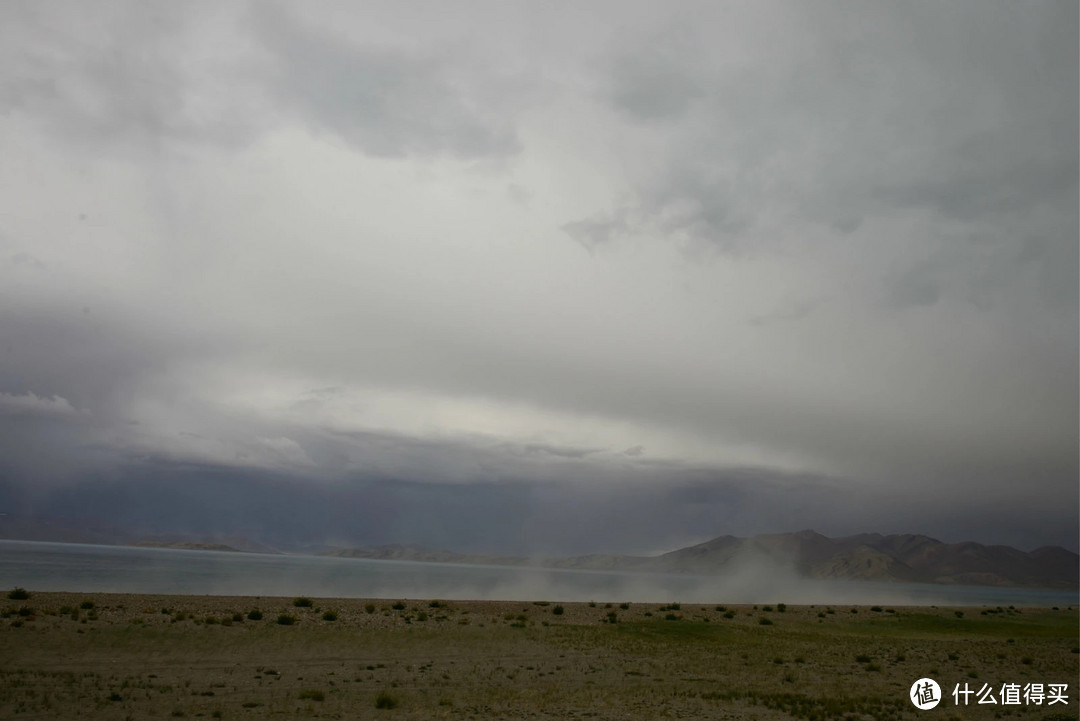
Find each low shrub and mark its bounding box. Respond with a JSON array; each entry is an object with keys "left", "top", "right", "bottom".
[
  {"left": 375, "top": 692, "right": 398, "bottom": 709},
  {"left": 7, "top": 588, "right": 30, "bottom": 600}
]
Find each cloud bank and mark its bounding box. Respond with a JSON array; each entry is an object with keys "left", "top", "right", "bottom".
[{"left": 0, "top": 1, "right": 1075, "bottom": 553}]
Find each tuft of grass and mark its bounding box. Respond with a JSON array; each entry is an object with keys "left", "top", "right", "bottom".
[
  {"left": 322, "top": 610, "right": 338, "bottom": 621},
  {"left": 276, "top": 614, "right": 296, "bottom": 625},
  {"left": 365, "top": 603, "right": 376, "bottom": 614},
  {"left": 375, "top": 691, "right": 398, "bottom": 709},
  {"left": 293, "top": 597, "right": 313, "bottom": 608},
  {"left": 391, "top": 601, "right": 406, "bottom": 610},
  {"left": 79, "top": 600, "right": 95, "bottom": 610}
]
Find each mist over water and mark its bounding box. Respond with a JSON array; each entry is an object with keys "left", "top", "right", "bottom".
[{"left": 1, "top": 540, "right": 1075, "bottom": 607}]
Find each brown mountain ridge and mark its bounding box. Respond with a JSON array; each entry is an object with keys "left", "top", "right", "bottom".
[{"left": 325, "top": 530, "right": 1079, "bottom": 590}]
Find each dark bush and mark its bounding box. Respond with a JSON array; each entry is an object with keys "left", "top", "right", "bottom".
[
  {"left": 7, "top": 588, "right": 30, "bottom": 600},
  {"left": 247, "top": 609, "right": 263, "bottom": 621},
  {"left": 293, "top": 597, "right": 313, "bottom": 608},
  {"left": 375, "top": 692, "right": 398, "bottom": 709},
  {"left": 276, "top": 614, "right": 296, "bottom": 625},
  {"left": 552, "top": 605, "right": 564, "bottom": 615}
]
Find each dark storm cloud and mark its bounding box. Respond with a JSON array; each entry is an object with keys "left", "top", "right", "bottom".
[
  {"left": 0, "top": 1, "right": 1075, "bottom": 556},
  {"left": 253, "top": 4, "right": 520, "bottom": 159},
  {"left": 574, "top": 1, "right": 1078, "bottom": 262},
  {"left": 0, "top": 3, "right": 260, "bottom": 151}
]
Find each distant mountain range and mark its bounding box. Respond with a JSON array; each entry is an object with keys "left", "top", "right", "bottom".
[
  {"left": 1, "top": 514, "right": 1075, "bottom": 590},
  {"left": 323, "top": 530, "right": 1079, "bottom": 590},
  {"left": 0, "top": 515, "right": 279, "bottom": 554}
]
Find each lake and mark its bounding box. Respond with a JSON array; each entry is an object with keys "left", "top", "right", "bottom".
[{"left": 1, "top": 539, "right": 1075, "bottom": 606}]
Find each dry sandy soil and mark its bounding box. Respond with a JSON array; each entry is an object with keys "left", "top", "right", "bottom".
[{"left": 1, "top": 591, "right": 1076, "bottom": 720}]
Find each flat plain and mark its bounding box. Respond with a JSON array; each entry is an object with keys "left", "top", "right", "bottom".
[{"left": 1, "top": 591, "right": 1077, "bottom": 720}]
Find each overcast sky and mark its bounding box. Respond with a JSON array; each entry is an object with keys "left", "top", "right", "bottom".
[{"left": 1, "top": 1, "right": 1076, "bottom": 553}]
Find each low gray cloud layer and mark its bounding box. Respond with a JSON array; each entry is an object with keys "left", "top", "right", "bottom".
[{"left": 0, "top": 1, "right": 1075, "bottom": 553}]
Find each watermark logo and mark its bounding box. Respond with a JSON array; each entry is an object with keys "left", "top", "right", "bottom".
[{"left": 911, "top": 678, "right": 942, "bottom": 710}]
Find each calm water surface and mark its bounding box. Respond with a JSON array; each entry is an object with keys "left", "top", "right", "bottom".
[{"left": 0, "top": 539, "right": 1075, "bottom": 606}]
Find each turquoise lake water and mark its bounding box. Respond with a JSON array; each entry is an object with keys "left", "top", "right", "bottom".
[{"left": 1, "top": 539, "right": 1075, "bottom": 606}]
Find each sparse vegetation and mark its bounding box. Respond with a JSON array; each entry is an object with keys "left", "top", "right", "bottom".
[
  {"left": 0, "top": 593, "right": 1073, "bottom": 720},
  {"left": 375, "top": 691, "right": 398, "bottom": 709},
  {"left": 293, "top": 597, "right": 313, "bottom": 608},
  {"left": 7, "top": 588, "right": 30, "bottom": 600},
  {"left": 276, "top": 613, "right": 296, "bottom": 625}
]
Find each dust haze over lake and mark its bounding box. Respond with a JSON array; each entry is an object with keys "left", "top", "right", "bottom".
[{"left": 2, "top": 541, "right": 1075, "bottom": 608}]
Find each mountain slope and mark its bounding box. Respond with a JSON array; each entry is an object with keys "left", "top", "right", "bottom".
[{"left": 326, "top": 530, "right": 1078, "bottom": 589}]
